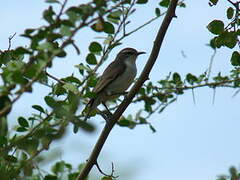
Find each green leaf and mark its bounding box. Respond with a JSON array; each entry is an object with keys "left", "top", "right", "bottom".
[
  {"left": 101, "top": 177, "right": 113, "bottom": 180},
  {"left": 209, "top": 0, "right": 218, "bottom": 5},
  {"left": 155, "top": 8, "right": 161, "bottom": 17},
  {"left": 186, "top": 73, "right": 198, "bottom": 85},
  {"left": 60, "top": 25, "right": 72, "bottom": 36},
  {"left": 44, "top": 96, "right": 57, "bottom": 108},
  {"left": 86, "top": 53, "right": 97, "bottom": 65},
  {"left": 44, "top": 175, "right": 57, "bottom": 180},
  {"left": 46, "top": 0, "right": 59, "bottom": 3},
  {"left": 37, "top": 42, "right": 54, "bottom": 51},
  {"left": 4, "top": 155, "right": 18, "bottom": 163},
  {"left": 207, "top": 20, "right": 224, "bottom": 35},
  {"left": 61, "top": 19, "right": 75, "bottom": 27},
  {"left": 89, "top": 42, "right": 102, "bottom": 53},
  {"left": 15, "top": 47, "right": 31, "bottom": 54},
  {"left": 68, "top": 173, "right": 79, "bottom": 180},
  {"left": 227, "top": 7, "right": 234, "bottom": 19},
  {"left": 32, "top": 105, "right": 45, "bottom": 113},
  {"left": 136, "top": 0, "right": 148, "bottom": 4},
  {"left": 231, "top": 51, "right": 240, "bottom": 66},
  {"left": 63, "top": 83, "right": 79, "bottom": 94},
  {"left": 159, "top": 0, "right": 170, "bottom": 7},
  {"left": 103, "top": 22, "right": 115, "bottom": 34},
  {"left": 43, "top": 6, "right": 55, "bottom": 24},
  {"left": 18, "top": 117, "right": 29, "bottom": 127},
  {"left": 172, "top": 72, "right": 181, "bottom": 83},
  {"left": 17, "top": 127, "right": 28, "bottom": 132}
]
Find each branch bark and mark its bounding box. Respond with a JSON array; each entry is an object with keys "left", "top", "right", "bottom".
[{"left": 76, "top": 0, "right": 179, "bottom": 179}]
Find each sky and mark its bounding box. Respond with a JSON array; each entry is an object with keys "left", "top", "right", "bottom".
[{"left": 1, "top": 0, "right": 240, "bottom": 180}]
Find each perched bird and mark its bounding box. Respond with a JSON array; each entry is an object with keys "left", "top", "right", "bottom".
[{"left": 84, "top": 47, "right": 145, "bottom": 121}]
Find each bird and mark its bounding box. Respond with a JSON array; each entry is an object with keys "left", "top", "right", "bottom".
[{"left": 84, "top": 47, "right": 145, "bottom": 121}]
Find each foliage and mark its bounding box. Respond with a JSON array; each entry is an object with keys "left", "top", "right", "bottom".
[{"left": 0, "top": 0, "right": 239, "bottom": 179}]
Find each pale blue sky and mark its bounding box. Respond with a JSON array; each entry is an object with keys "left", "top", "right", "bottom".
[{"left": 1, "top": 0, "right": 240, "bottom": 180}]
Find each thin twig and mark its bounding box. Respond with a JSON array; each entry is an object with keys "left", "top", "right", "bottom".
[
  {"left": 45, "top": 71, "right": 66, "bottom": 85},
  {"left": 8, "top": 32, "right": 16, "bottom": 50},
  {"left": 95, "top": 161, "right": 118, "bottom": 178}
]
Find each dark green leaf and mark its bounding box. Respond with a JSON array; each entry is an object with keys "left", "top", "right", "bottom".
[
  {"left": 43, "top": 6, "right": 55, "bottom": 24},
  {"left": 172, "top": 72, "right": 181, "bottom": 83},
  {"left": 44, "top": 96, "right": 57, "bottom": 108},
  {"left": 89, "top": 42, "right": 102, "bottom": 53},
  {"left": 15, "top": 47, "right": 31, "bottom": 54},
  {"left": 103, "top": 22, "right": 115, "bottom": 34},
  {"left": 18, "top": 117, "right": 29, "bottom": 127},
  {"left": 101, "top": 177, "right": 113, "bottom": 180},
  {"left": 209, "top": 0, "right": 218, "bottom": 5},
  {"left": 231, "top": 51, "right": 240, "bottom": 66},
  {"left": 222, "top": 31, "right": 237, "bottom": 48},
  {"left": 136, "top": 0, "right": 148, "bottom": 4},
  {"left": 155, "top": 8, "right": 161, "bottom": 17},
  {"left": 186, "top": 73, "right": 198, "bottom": 85},
  {"left": 61, "top": 19, "right": 75, "bottom": 27},
  {"left": 86, "top": 53, "right": 97, "bottom": 65},
  {"left": 51, "top": 161, "right": 65, "bottom": 174},
  {"left": 207, "top": 20, "right": 224, "bottom": 35},
  {"left": 149, "top": 124, "right": 156, "bottom": 133},
  {"left": 4, "top": 155, "right": 18, "bottom": 163},
  {"left": 44, "top": 175, "right": 57, "bottom": 180},
  {"left": 32, "top": 105, "right": 45, "bottom": 113},
  {"left": 227, "top": 7, "right": 234, "bottom": 19},
  {"left": 46, "top": 0, "right": 59, "bottom": 3},
  {"left": 68, "top": 173, "right": 79, "bottom": 180},
  {"left": 159, "top": 0, "right": 170, "bottom": 7},
  {"left": 16, "top": 127, "right": 27, "bottom": 132}
]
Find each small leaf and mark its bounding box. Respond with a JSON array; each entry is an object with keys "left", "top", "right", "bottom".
[
  {"left": 17, "top": 127, "right": 27, "bottom": 132},
  {"left": 44, "top": 96, "right": 57, "bottom": 108},
  {"left": 89, "top": 42, "right": 102, "bottom": 53},
  {"left": 101, "top": 177, "right": 113, "bottom": 180},
  {"left": 86, "top": 53, "right": 97, "bottom": 65},
  {"left": 46, "top": 0, "right": 60, "bottom": 3},
  {"left": 159, "top": 0, "right": 170, "bottom": 7},
  {"left": 136, "top": 0, "right": 148, "bottom": 4},
  {"left": 60, "top": 25, "right": 72, "bottom": 36},
  {"left": 18, "top": 117, "right": 29, "bottom": 127},
  {"left": 32, "top": 105, "right": 45, "bottom": 113},
  {"left": 63, "top": 83, "right": 79, "bottom": 94},
  {"left": 5, "top": 155, "right": 18, "bottom": 163},
  {"left": 209, "top": 0, "right": 218, "bottom": 5},
  {"left": 103, "top": 22, "right": 115, "bottom": 34},
  {"left": 231, "top": 51, "right": 240, "bottom": 66},
  {"left": 207, "top": 20, "right": 224, "bottom": 35},
  {"left": 44, "top": 175, "right": 57, "bottom": 180},
  {"left": 155, "top": 8, "right": 161, "bottom": 17},
  {"left": 186, "top": 73, "right": 198, "bottom": 85},
  {"left": 227, "top": 7, "right": 234, "bottom": 19}
]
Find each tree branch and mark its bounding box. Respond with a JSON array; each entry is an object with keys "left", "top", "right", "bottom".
[{"left": 76, "top": 0, "right": 179, "bottom": 179}]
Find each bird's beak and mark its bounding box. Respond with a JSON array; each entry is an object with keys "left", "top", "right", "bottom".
[{"left": 137, "top": 51, "right": 146, "bottom": 56}]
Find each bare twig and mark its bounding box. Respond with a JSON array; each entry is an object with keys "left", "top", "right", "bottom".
[
  {"left": 8, "top": 32, "right": 16, "bottom": 50},
  {"left": 76, "top": 0, "right": 179, "bottom": 179},
  {"left": 95, "top": 161, "right": 118, "bottom": 178},
  {"left": 45, "top": 71, "right": 66, "bottom": 85}
]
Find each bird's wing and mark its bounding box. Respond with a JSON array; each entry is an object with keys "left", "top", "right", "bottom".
[{"left": 93, "top": 61, "right": 125, "bottom": 94}]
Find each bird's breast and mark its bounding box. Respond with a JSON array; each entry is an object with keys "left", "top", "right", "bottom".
[{"left": 106, "top": 61, "right": 137, "bottom": 94}]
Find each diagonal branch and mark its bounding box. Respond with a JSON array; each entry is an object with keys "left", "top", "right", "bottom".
[{"left": 76, "top": 0, "right": 179, "bottom": 179}]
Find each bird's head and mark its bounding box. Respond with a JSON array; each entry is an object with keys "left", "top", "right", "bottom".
[{"left": 116, "top": 48, "right": 145, "bottom": 62}]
